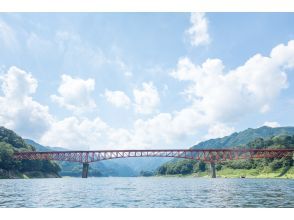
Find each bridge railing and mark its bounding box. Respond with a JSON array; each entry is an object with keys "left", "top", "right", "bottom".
[{"left": 13, "top": 149, "right": 294, "bottom": 163}]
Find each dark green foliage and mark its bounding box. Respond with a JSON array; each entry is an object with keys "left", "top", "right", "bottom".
[
  {"left": 225, "top": 159, "right": 255, "bottom": 170},
  {"left": 0, "top": 127, "right": 28, "bottom": 149},
  {"left": 192, "top": 126, "right": 294, "bottom": 149},
  {"left": 140, "top": 170, "right": 154, "bottom": 176},
  {"left": 193, "top": 161, "right": 206, "bottom": 172},
  {"left": 157, "top": 164, "right": 167, "bottom": 175},
  {"left": 215, "top": 163, "right": 222, "bottom": 171},
  {"left": 0, "top": 126, "right": 60, "bottom": 177},
  {"left": 269, "top": 159, "right": 284, "bottom": 171},
  {"left": 0, "top": 142, "right": 17, "bottom": 170},
  {"left": 156, "top": 159, "right": 197, "bottom": 175},
  {"left": 198, "top": 161, "right": 206, "bottom": 172},
  {"left": 157, "top": 133, "right": 294, "bottom": 176}
]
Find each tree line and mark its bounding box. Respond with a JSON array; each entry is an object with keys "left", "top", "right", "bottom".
[
  {"left": 156, "top": 135, "right": 294, "bottom": 176},
  {"left": 0, "top": 127, "right": 60, "bottom": 178}
]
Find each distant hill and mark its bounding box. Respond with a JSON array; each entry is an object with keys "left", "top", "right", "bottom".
[
  {"left": 112, "top": 157, "right": 170, "bottom": 174},
  {"left": 192, "top": 126, "right": 294, "bottom": 149},
  {"left": 24, "top": 139, "right": 167, "bottom": 177},
  {"left": 157, "top": 126, "right": 294, "bottom": 177},
  {"left": 24, "top": 139, "right": 68, "bottom": 152}
]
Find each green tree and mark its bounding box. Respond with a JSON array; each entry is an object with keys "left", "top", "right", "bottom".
[{"left": 0, "top": 142, "right": 15, "bottom": 170}]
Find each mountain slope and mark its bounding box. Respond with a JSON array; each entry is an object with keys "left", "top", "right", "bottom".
[
  {"left": 25, "top": 139, "right": 139, "bottom": 177},
  {"left": 0, "top": 127, "right": 60, "bottom": 179},
  {"left": 157, "top": 126, "right": 294, "bottom": 177},
  {"left": 24, "top": 139, "right": 67, "bottom": 151},
  {"left": 192, "top": 126, "right": 294, "bottom": 149}
]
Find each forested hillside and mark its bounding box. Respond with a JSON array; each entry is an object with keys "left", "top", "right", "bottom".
[
  {"left": 193, "top": 126, "right": 294, "bottom": 149},
  {"left": 157, "top": 127, "right": 294, "bottom": 178},
  {"left": 0, "top": 127, "right": 60, "bottom": 179}
]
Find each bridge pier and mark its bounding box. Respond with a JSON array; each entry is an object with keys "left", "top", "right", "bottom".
[
  {"left": 210, "top": 162, "right": 216, "bottom": 178},
  {"left": 82, "top": 163, "right": 89, "bottom": 178}
]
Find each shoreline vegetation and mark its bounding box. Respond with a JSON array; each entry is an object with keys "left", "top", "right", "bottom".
[
  {"left": 153, "top": 166, "right": 294, "bottom": 179},
  {"left": 0, "top": 126, "right": 61, "bottom": 179},
  {"left": 1, "top": 126, "right": 294, "bottom": 180},
  {"left": 0, "top": 169, "right": 60, "bottom": 179},
  {"left": 156, "top": 131, "right": 294, "bottom": 180}
]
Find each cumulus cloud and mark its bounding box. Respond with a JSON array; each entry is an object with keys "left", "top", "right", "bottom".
[
  {"left": 38, "top": 41, "right": 294, "bottom": 149},
  {"left": 186, "top": 13, "right": 210, "bottom": 47},
  {"left": 40, "top": 116, "right": 109, "bottom": 150},
  {"left": 263, "top": 121, "right": 281, "bottom": 128},
  {"left": 51, "top": 75, "right": 96, "bottom": 113},
  {"left": 171, "top": 41, "right": 293, "bottom": 125},
  {"left": 133, "top": 82, "right": 160, "bottom": 115},
  {"left": 130, "top": 41, "right": 293, "bottom": 147},
  {"left": 2, "top": 41, "right": 294, "bottom": 150},
  {"left": 204, "top": 123, "right": 235, "bottom": 140},
  {"left": 1, "top": 66, "right": 37, "bottom": 99},
  {"left": 0, "top": 66, "right": 53, "bottom": 139},
  {"left": 41, "top": 116, "right": 146, "bottom": 150},
  {"left": 104, "top": 90, "right": 131, "bottom": 108}
]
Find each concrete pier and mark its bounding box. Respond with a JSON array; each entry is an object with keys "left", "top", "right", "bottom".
[
  {"left": 210, "top": 162, "right": 216, "bottom": 178},
  {"left": 82, "top": 163, "right": 89, "bottom": 178}
]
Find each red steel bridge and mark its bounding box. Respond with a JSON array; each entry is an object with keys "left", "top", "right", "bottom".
[{"left": 13, "top": 148, "right": 294, "bottom": 178}]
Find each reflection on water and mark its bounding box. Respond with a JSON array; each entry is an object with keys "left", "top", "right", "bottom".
[{"left": 0, "top": 177, "right": 293, "bottom": 208}]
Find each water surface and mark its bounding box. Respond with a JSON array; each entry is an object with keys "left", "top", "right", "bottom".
[{"left": 0, "top": 177, "right": 293, "bottom": 208}]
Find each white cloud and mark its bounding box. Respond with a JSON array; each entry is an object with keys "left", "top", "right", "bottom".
[
  {"left": 124, "top": 71, "right": 133, "bottom": 77},
  {"left": 263, "top": 121, "right": 281, "bottom": 128},
  {"left": 0, "top": 19, "right": 17, "bottom": 49},
  {"left": 41, "top": 115, "right": 145, "bottom": 150},
  {"left": 186, "top": 13, "right": 210, "bottom": 47},
  {"left": 1, "top": 66, "right": 37, "bottom": 99},
  {"left": 130, "top": 107, "right": 209, "bottom": 147},
  {"left": 40, "top": 111, "right": 196, "bottom": 150},
  {"left": 0, "top": 66, "right": 53, "bottom": 139},
  {"left": 55, "top": 31, "right": 134, "bottom": 77},
  {"left": 104, "top": 89, "right": 131, "bottom": 108},
  {"left": 38, "top": 38, "right": 294, "bottom": 150},
  {"left": 133, "top": 82, "right": 160, "bottom": 115},
  {"left": 40, "top": 116, "right": 109, "bottom": 150},
  {"left": 114, "top": 58, "right": 133, "bottom": 77},
  {"left": 26, "top": 32, "right": 53, "bottom": 54},
  {"left": 51, "top": 74, "right": 96, "bottom": 113},
  {"left": 133, "top": 113, "right": 174, "bottom": 146},
  {"left": 204, "top": 123, "right": 235, "bottom": 140},
  {"left": 0, "top": 69, "right": 200, "bottom": 149},
  {"left": 1, "top": 39, "right": 293, "bottom": 151},
  {"left": 36, "top": 41, "right": 294, "bottom": 149},
  {"left": 171, "top": 41, "right": 293, "bottom": 125},
  {"left": 55, "top": 31, "right": 109, "bottom": 69},
  {"left": 36, "top": 110, "right": 172, "bottom": 149},
  {"left": 128, "top": 41, "right": 294, "bottom": 146}
]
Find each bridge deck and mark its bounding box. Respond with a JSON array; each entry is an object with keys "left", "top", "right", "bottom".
[{"left": 13, "top": 148, "right": 294, "bottom": 163}]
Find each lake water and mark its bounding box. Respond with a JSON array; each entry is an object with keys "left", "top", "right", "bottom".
[{"left": 0, "top": 177, "right": 293, "bottom": 208}]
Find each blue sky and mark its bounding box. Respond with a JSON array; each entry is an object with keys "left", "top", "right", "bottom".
[{"left": 0, "top": 13, "right": 294, "bottom": 150}]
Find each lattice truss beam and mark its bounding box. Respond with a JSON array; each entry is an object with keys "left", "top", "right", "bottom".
[{"left": 13, "top": 149, "right": 294, "bottom": 163}]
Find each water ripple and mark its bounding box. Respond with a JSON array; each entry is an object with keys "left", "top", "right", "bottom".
[{"left": 0, "top": 177, "right": 293, "bottom": 208}]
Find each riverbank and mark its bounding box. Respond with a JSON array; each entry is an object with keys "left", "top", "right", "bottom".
[
  {"left": 216, "top": 166, "right": 294, "bottom": 178},
  {"left": 156, "top": 166, "right": 294, "bottom": 179},
  {"left": 0, "top": 169, "right": 60, "bottom": 179},
  {"left": 1, "top": 167, "right": 294, "bottom": 179}
]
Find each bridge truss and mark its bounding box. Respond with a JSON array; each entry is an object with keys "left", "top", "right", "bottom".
[{"left": 13, "top": 148, "right": 294, "bottom": 163}]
